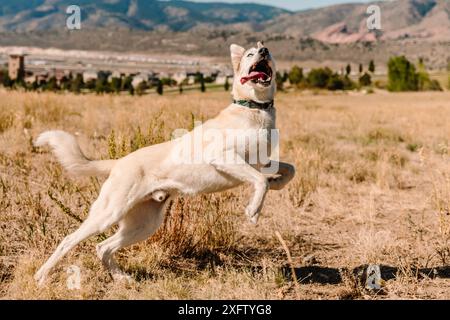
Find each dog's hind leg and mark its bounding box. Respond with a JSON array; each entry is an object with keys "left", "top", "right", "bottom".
[
  {"left": 34, "top": 178, "right": 137, "bottom": 286},
  {"left": 96, "top": 198, "right": 168, "bottom": 281}
]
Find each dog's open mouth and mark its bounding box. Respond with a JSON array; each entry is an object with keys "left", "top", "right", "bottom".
[{"left": 241, "top": 60, "right": 272, "bottom": 86}]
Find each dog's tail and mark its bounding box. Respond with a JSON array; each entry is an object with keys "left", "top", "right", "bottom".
[{"left": 35, "top": 130, "right": 116, "bottom": 177}]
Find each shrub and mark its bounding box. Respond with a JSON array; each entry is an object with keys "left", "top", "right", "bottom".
[
  {"left": 288, "top": 65, "right": 303, "bottom": 85},
  {"left": 70, "top": 74, "right": 84, "bottom": 93},
  {"left": 110, "top": 77, "right": 122, "bottom": 94},
  {"left": 121, "top": 76, "right": 133, "bottom": 91},
  {"left": 417, "top": 59, "right": 442, "bottom": 91},
  {"left": 306, "top": 67, "right": 333, "bottom": 88},
  {"left": 43, "top": 77, "right": 59, "bottom": 92},
  {"left": 327, "top": 74, "right": 345, "bottom": 90},
  {"left": 95, "top": 75, "right": 110, "bottom": 94},
  {"left": 1, "top": 71, "right": 13, "bottom": 88},
  {"left": 387, "top": 56, "right": 419, "bottom": 92},
  {"left": 359, "top": 72, "right": 372, "bottom": 87},
  {"left": 369, "top": 60, "right": 375, "bottom": 73},
  {"left": 161, "top": 77, "right": 176, "bottom": 86}
]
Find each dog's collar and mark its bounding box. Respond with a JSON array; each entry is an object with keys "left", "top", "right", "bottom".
[{"left": 233, "top": 99, "right": 274, "bottom": 110}]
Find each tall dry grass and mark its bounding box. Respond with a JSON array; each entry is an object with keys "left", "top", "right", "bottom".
[{"left": 0, "top": 89, "right": 450, "bottom": 299}]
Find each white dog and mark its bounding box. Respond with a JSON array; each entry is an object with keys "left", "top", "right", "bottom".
[{"left": 34, "top": 42, "right": 296, "bottom": 285}]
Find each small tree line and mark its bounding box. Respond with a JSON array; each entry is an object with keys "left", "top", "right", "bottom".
[
  {"left": 0, "top": 70, "right": 232, "bottom": 95},
  {"left": 277, "top": 60, "right": 377, "bottom": 91},
  {"left": 1, "top": 56, "right": 447, "bottom": 94},
  {"left": 278, "top": 57, "right": 445, "bottom": 92},
  {"left": 387, "top": 56, "right": 442, "bottom": 92}
]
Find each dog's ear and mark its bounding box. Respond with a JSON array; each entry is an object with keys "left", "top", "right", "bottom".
[{"left": 230, "top": 44, "right": 245, "bottom": 72}]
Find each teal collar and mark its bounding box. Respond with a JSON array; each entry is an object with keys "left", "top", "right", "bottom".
[{"left": 233, "top": 99, "right": 274, "bottom": 110}]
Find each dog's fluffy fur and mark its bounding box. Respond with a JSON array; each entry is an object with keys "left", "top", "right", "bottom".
[{"left": 34, "top": 42, "right": 296, "bottom": 285}]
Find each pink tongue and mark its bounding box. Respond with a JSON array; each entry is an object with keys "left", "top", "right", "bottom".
[{"left": 240, "top": 71, "right": 268, "bottom": 84}]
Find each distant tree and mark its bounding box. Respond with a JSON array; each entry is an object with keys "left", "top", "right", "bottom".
[
  {"left": 156, "top": 80, "right": 163, "bottom": 95},
  {"left": 60, "top": 76, "right": 71, "bottom": 91},
  {"left": 345, "top": 64, "right": 351, "bottom": 76},
  {"left": 95, "top": 75, "right": 110, "bottom": 94},
  {"left": 110, "top": 77, "right": 122, "bottom": 94},
  {"left": 85, "top": 79, "right": 96, "bottom": 90},
  {"left": 359, "top": 72, "right": 372, "bottom": 87},
  {"left": 369, "top": 60, "right": 375, "bottom": 73},
  {"left": 282, "top": 71, "right": 289, "bottom": 83},
  {"left": 27, "top": 81, "right": 39, "bottom": 91},
  {"left": 288, "top": 65, "right": 303, "bottom": 85},
  {"left": 44, "top": 77, "right": 58, "bottom": 91},
  {"left": 276, "top": 72, "right": 284, "bottom": 91},
  {"left": 161, "top": 77, "right": 176, "bottom": 86},
  {"left": 120, "top": 75, "right": 134, "bottom": 95},
  {"left": 359, "top": 63, "right": 363, "bottom": 74},
  {"left": 224, "top": 77, "right": 230, "bottom": 91},
  {"left": 194, "top": 72, "right": 203, "bottom": 84},
  {"left": 2, "top": 71, "right": 13, "bottom": 88},
  {"left": 387, "top": 56, "right": 419, "bottom": 92},
  {"left": 121, "top": 76, "right": 133, "bottom": 91},
  {"left": 200, "top": 76, "right": 206, "bottom": 92}
]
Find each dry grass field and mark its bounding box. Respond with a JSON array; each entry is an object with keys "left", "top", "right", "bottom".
[{"left": 0, "top": 88, "right": 449, "bottom": 299}]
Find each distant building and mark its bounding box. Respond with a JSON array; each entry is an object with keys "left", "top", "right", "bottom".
[
  {"left": 83, "top": 70, "right": 99, "bottom": 83},
  {"left": 47, "top": 69, "right": 71, "bottom": 85},
  {"left": 172, "top": 72, "right": 187, "bottom": 85},
  {"left": 8, "top": 54, "right": 25, "bottom": 81},
  {"left": 24, "top": 70, "right": 49, "bottom": 85},
  {"left": 132, "top": 73, "right": 151, "bottom": 88}
]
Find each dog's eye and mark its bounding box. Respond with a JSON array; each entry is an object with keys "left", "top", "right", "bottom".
[{"left": 247, "top": 53, "right": 254, "bottom": 57}]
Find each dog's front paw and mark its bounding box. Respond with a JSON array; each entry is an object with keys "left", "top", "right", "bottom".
[
  {"left": 34, "top": 270, "right": 47, "bottom": 287},
  {"left": 245, "top": 206, "right": 260, "bottom": 225}
]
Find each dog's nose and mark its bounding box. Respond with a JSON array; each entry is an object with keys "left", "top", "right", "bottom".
[{"left": 259, "top": 47, "right": 269, "bottom": 57}]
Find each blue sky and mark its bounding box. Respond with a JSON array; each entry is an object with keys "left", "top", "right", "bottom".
[{"left": 189, "top": 0, "right": 378, "bottom": 11}]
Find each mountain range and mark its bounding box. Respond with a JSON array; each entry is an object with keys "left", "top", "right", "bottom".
[
  {"left": 0, "top": 0, "right": 449, "bottom": 69},
  {"left": 0, "top": 0, "right": 287, "bottom": 32},
  {"left": 0, "top": 0, "right": 449, "bottom": 43}
]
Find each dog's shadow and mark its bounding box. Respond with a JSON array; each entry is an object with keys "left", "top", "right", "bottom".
[
  {"left": 125, "top": 254, "right": 450, "bottom": 285},
  {"left": 280, "top": 264, "right": 450, "bottom": 285}
]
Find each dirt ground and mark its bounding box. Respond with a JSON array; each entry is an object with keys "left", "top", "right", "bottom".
[{"left": 0, "top": 89, "right": 449, "bottom": 299}]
